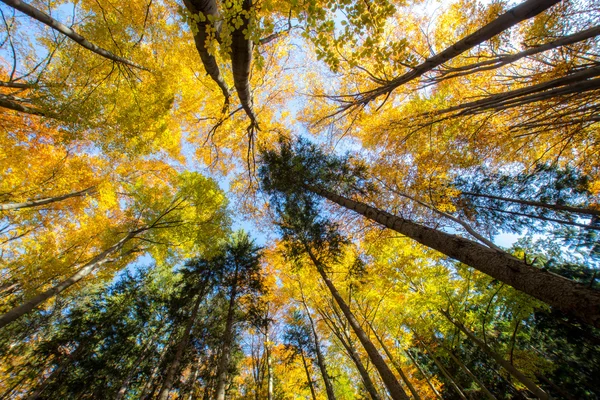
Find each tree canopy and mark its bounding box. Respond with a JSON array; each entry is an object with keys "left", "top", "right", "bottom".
[{"left": 1, "top": 0, "right": 600, "bottom": 398}]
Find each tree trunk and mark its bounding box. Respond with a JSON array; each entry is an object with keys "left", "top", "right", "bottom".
[
  {"left": 139, "top": 338, "right": 171, "bottom": 400},
  {"left": 305, "top": 185, "right": 600, "bottom": 328},
  {"left": 0, "top": 187, "right": 96, "bottom": 211},
  {"left": 299, "top": 288, "right": 337, "bottom": 400},
  {"left": 441, "top": 310, "right": 550, "bottom": 399},
  {"left": 304, "top": 245, "right": 409, "bottom": 400},
  {"left": 157, "top": 293, "right": 204, "bottom": 400},
  {"left": 322, "top": 306, "right": 382, "bottom": 400},
  {"left": 0, "top": 231, "right": 137, "bottom": 329},
  {"left": 346, "top": 0, "right": 560, "bottom": 107},
  {"left": 0, "top": 0, "right": 147, "bottom": 71},
  {"left": 229, "top": 0, "right": 258, "bottom": 126},
  {"left": 460, "top": 191, "right": 600, "bottom": 217},
  {"left": 185, "top": 358, "right": 201, "bottom": 400},
  {"left": 266, "top": 328, "right": 274, "bottom": 400},
  {"left": 215, "top": 264, "right": 240, "bottom": 400},
  {"left": 301, "top": 351, "right": 318, "bottom": 400},
  {"left": 417, "top": 338, "right": 468, "bottom": 400},
  {"left": 436, "top": 25, "right": 600, "bottom": 82},
  {"left": 444, "top": 347, "right": 498, "bottom": 400},
  {"left": 183, "top": 0, "right": 230, "bottom": 105},
  {"left": 367, "top": 323, "right": 421, "bottom": 400},
  {"left": 404, "top": 349, "right": 443, "bottom": 400}
]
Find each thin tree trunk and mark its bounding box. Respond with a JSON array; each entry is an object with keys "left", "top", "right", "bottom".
[
  {"left": 535, "top": 373, "right": 576, "bottom": 400},
  {"left": 305, "top": 185, "right": 600, "bottom": 328},
  {"left": 304, "top": 245, "right": 410, "bottom": 400},
  {"left": 426, "top": 347, "right": 468, "bottom": 400},
  {"left": 215, "top": 264, "right": 239, "bottom": 400},
  {"left": 139, "top": 338, "right": 171, "bottom": 400},
  {"left": 0, "top": 231, "right": 137, "bottom": 329},
  {"left": 345, "top": 0, "right": 560, "bottom": 108},
  {"left": 435, "top": 25, "right": 600, "bottom": 82},
  {"left": 229, "top": 0, "right": 258, "bottom": 126},
  {"left": 301, "top": 351, "right": 318, "bottom": 400},
  {"left": 183, "top": 0, "right": 230, "bottom": 106},
  {"left": 320, "top": 306, "right": 382, "bottom": 400},
  {"left": 299, "top": 285, "right": 337, "bottom": 400},
  {"left": 0, "top": 0, "right": 147, "bottom": 71},
  {"left": 266, "top": 328, "right": 274, "bottom": 400},
  {"left": 185, "top": 358, "right": 201, "bottom": 400},
  {"left": 444, "top": 347, "right": 498, "bottom": 400},
  {"left": 440, "top": 310, "right": 550, "bottom": 399},
  {"left": 0, "top": 96, "right": 48, "bottom": 117},
  {"left": 404, "top": 350, "right": 443, "bottom": 400},
  {"left": 0, "top": 187, "right": 96, "bottom": 211},
  {"left": 157, "top": 293, "right": 204, "bottom": 400}
]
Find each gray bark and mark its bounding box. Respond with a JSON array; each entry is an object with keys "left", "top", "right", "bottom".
[
  {"left": 301, "top": 351, "right": 318, "bottom": 400},
  {"left": 305, "top": 185, "right": 600, "bottom": 328},
  {"left": 215, "top": 264, "right": 239, "bottom": 400},
  {"left": 0, "top": 0, "right": 148, "bottom": 70},
  {"left": 0, "top": 187, "right": 96, "bottom": 211},
  {"left": 404, "top": 350, "right": 443, "bottom": 400}
]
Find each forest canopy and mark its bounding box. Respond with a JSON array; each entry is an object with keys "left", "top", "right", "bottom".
[{"left": 0, "top": 0, "right": 599, "bottom": 398}]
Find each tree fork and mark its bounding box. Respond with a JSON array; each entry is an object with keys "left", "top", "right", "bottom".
[{"left": 305, "top": 185, "right": 600, "bottom": 328}]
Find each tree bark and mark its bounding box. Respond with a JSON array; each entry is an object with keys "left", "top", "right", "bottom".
[
  {"left": 215, "top": 263, "right": 239, "bottom": 400},
  {"left": 305, "top": 185, "right": 600, "bottom": 328},
  {"left": 27, "top": 345, "right": 85, "bottom": 400},
  {"left": 0, "top": 230, "right": 137, "bottom": 329},
  {"left": 183, "top": 0, "right": 230, "bottom": 105},
  {"left": 346, "top": 0, "right": 560, "bottom": 107},
  {"left": 441, "top": 310, "right": 550, "bottom": 399},
  {"left": 301, "top": 351, "right": 318, "bottom": 400},
  {"left": 444, "top": 347, "right": 498, "bottom": 400},
  {"left": 229, "top": 0, "right": 258, "bottom": 126},
  {"left": 299, "top": 287, "right": 337, "bottom": 400},
  {"left": 321, "top": 306, "right": 382, "bottom": 400},
  {"left": 0, "top": 187, "right": 96, "bottom": 211},
  {"left": 404, "top": 349, "right": 443, "bottom": 400},
  {"left": 0, "top": 0, "right": 148, "bottom": 71},
  {"left": 139, "top": 337, "right": 172, "bottom": 400},
  {"left": 460, "top": 191, "right": 600, "bottom": 217},
  {"left": 266, "top": 328, "right": 274, "bottom": 400},
  {"left": 157, "top": 293, "right": 204, "bottom": 400},
  {"left": 115, "top": 331, "right": 160, "bottom": 400},
  {"left": 304, "top": 245, "right": 410, "bottom": 400}
]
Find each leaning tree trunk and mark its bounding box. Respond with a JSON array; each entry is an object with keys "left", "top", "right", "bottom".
[
  {"left": 444, "top": 347, "right": 497, "bottom": 400},
  {"left": 300, "top": 351, "right": 318, "bottom": 400},
  {"left": 304, "top": 185, "right": 600, "bottom": 328},
  {"left": 183, "top": 0, "right": 230, "bottom": 105},
  {"left": 0, "top": 0, "right": 147, "bottom": 70},
  {"left": 115, "top": 330, "right": 160, "bottom": 400},
  {"left": 459, "top": 191, "right": 600, "bottom": 217},
  {"left": 416, "top": 337, "right": 468, "bottom": 400},
  {"left": 321, "top": 306, "right": 382, "bottom": 400},
  {"left": 215, "top": 265, "right": 239, "bottom": 400},
  {"left": 0, "top": 187, "right": 96, "bottom": 211},
  {"left": 229, "top": 0, "right": 258, "bottom": 126},
  {"left": 304, "top": 245, "right": 410, "bottom": 400},
  {"left": 404, "top": 349, "right": 443, "bottom": 400},
  {"left": 27, "top": 345, "right": 85, "bottom": 400},
  {"left": 0, "top": 230, "right": 137, "bottom": 329},
  {"left": 346, "top": 0, "right": 560, "bottom": 107},
  {"left": 157, "top": 293, "right": 204, "bottom": 400},
  {"left": 440, "top": 310, "right": 550, "bottom": 399},
  {"left": 299, "top": 290, "right": 337, "bottom": 400}
]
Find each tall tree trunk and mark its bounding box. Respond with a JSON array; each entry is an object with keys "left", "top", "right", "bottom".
[
  {"left": 185, "top": 358, "right": 201, "bottom": 400},
  {"left": 0, "top": 0, "right": 147, "bottom": 70},
  {"left": 305, "top": 185, "right": 600, "bottom": 328},
  {"left": 441, "top": 310, "right": 550, "bottom": 399},
  {"left": 157, "top": 293, "right": 204, "bottom": 400},
  {"left": 183, "top": 0, "right": 230, "bottom": 105},
  {"left": 460, "top": 191, "right": 600, "bottom": 217},
  {"left": 345, "top": 0, "right": 560, "bottom": 108},
  {"left": 0, "top": 231, "right": 137, "bottom": 329},
  {"left": 266, "top": 328, "right": 274, "bottom": 400},
  {"left": 229, "top": 0, "right": 258, "bottom": 126},
  {"left": 404, "top": 349, "right": 443, "bottom": 400},
  {"left": 215, "top": 264, "right": 240, "bottom": 400},
  {"left": 417, "top": 338, "right": 468, "bottom": 400},
  {"left": 301, "top": 351, "right": 318, "bottom": 400},
  {"left": 139, "top": 337, "right": 171, "bottom": 400},
  {"left": 444, "top": 347, "right": 498, "bottom": 400},
  {"left": 299, "top": 286, "right": 337, "bottom": 400},
  {"left": 320, "top": 306, "right": 382, "bottom": 400},
  {"left": 0, "top": 187, "right": 96, "bottom": 211},
  {"left": 304, "top": 245, "right": 409, "bottom": 400}
]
